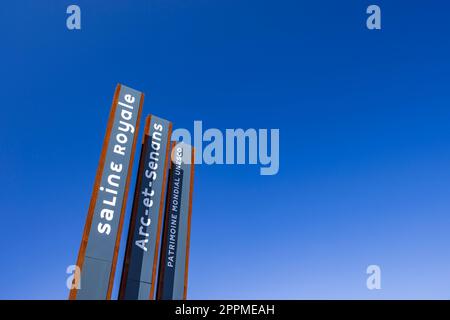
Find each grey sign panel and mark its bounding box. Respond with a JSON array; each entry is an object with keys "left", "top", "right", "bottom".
[
  {"left": 119, "top": 115, "right": 172, "bottom": 300},
  {"left": 73, "top": 84, "right": 143, "bottom": 300},
  {"left": 157, "top": 143, "right": 194, "bottom": 300}
]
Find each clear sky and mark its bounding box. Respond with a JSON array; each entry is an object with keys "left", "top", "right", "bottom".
[{"left": 1, "top": 0, "right": 450, "bottom": 299}]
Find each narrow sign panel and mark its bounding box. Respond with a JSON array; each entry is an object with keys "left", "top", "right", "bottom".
[
  {"left": 119, "top": 115, "right": 172, "bottom": 300},
  {"left": 157, "top": 143, "right": 195, "bottom": 300},
  {"left": 69, "top": 84, "right": 143, "bottom": 300}
]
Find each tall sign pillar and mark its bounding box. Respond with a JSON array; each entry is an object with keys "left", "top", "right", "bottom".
[
  {"left": 119, "top": 115, "right": 172, "bottom": 300},
  {"left": 69, "top": 84, "right": 143, "bottom": 300},
  {"left": 157, "top": 143, "right": 195, "bottom": 300}
]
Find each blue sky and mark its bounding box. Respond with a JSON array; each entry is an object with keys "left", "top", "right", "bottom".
[{"left": 1, "top": 0, "right": 450, "bottom": 299}]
